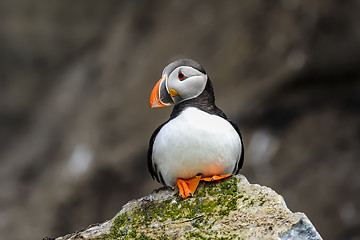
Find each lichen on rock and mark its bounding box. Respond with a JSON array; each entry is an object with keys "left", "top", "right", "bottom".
[{"left": 55, "top": 175, "right": 322, "bottom": 240}]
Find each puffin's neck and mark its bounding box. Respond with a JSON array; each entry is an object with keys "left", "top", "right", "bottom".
[{"left": 170, "top": 78, "right": 227, "bottom": 119}]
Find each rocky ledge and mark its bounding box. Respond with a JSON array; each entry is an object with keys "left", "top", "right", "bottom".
[{"left": 53, "top": 175, "right": 322, "bottom": 240}]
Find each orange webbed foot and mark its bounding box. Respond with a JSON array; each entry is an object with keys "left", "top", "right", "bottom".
[
  {"left": 176, "top": 175, "right": 202, "bottom": 199},
  {"left": 175, "top": 174, "right": 232, "bottom": 199}
]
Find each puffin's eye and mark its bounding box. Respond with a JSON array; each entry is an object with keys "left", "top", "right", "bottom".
[{"left": 178, "top": 71, "right": 186, "bottom": 81}]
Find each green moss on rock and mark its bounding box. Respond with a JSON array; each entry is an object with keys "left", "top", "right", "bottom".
[
  {"left": 89, "top": 176, "right": 244, "bottom": 239},
  {"left": 55, "top": 174, "right": 322, "bottom": 240}
]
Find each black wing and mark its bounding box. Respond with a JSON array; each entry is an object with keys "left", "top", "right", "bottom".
[
  {"left": 147, "top": 121, "right": 168, "bottom": 185},
  {"left": 229, "top": 121, "right": 244, "bottom": 175}
]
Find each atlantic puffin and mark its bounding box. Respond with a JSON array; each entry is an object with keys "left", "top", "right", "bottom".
[{"left": 148, "top": 59, "right": 244, "bottom": 199}]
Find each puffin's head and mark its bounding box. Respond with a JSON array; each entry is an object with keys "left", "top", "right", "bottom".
[{"left": 150, "top": 59, "right": 208, "bottom": 108}]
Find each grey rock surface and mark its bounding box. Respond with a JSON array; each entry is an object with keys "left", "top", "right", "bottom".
[
  {"left": 54, "top": 175, "right": 322, "bottom": 240},
  {"left": 279, "top": 217, "right": 322, "bottom": 240}
]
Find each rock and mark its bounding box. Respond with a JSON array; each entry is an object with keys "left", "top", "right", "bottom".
[{"left": 53, "top": 175, "right": 322, "bottom": 240}]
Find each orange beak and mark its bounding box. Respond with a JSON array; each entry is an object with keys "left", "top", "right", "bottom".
[{"left": 150, "top": 75, "right": 173, "bottom": 108}]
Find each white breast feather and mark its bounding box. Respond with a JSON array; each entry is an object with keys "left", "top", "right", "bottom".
[{"left": 152, "top": 107, "right": 241, "bottom": 187}]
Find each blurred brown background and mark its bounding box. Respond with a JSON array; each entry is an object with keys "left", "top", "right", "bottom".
[{"left": 0, "top": 1, "right": 359, "bottom": 240}]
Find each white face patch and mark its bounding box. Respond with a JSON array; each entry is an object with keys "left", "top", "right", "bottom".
[{"left": 167, "top": 66, "right": 207, "bottom": 103}]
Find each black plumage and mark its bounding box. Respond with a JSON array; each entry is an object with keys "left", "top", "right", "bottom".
[{"left": 148, "top": 70, "right": 244, "bottom": 184}]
